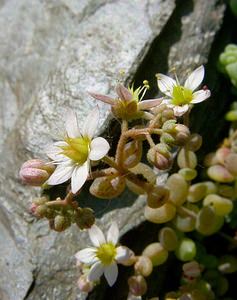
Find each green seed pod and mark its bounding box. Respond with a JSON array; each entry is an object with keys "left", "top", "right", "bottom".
[
  {"left": 32, "top": 196, "right": 48, "bottom": 205},
  {"left": 196, "top": 206, "right": 224, "bottom": 235},
  {"left": 216, "top": 276, "right": 229, "bottom": 296},
  {"left": 178, "top": 168, "right": 197, "bottom": 181},
  {"left": 207, "top": 165, "right": 234, "bottom": 183},
  {"left": 166, "top": 174, "right": 189, "bottom": 206},
  {"left": 147, "top": 185, "right": 170, "bottom": 209},
  {"left": 218, "top": 255, "right": 237, "bottom": 274},
  {"left": 76, "top": 208, "right": 95, "bottom": 229},
  {"left": 122, "top": 140, "right": 142, "bottom": 169},
  {"left": 175, "top": 238, "right": 196, "bottom": 262},
  {"left": 173, "top": 215, "right": 195, "bottom": 232},
  {"left": 35, "top": 204, "right": 49, "bottom": 218},
  {"left": 89, "top": 174, "right": 126, "bottom": 199},
  {"left": 54, "top": 215, "right": 71, "bottom": 232},
  {"left": 224, "top": 152, "right": 237, "bottom": 176},
  {"left": 218, "top": 184, "right": 235, "bottom": 199},
  {"left": 186, "top": 133, "right": 203, "bottom": 152},
  {"left": 134, "top": 256, "right": 153, "bottom": 277},
  {"left": 177, "top": 148, "right": 197, "bottom": 169},
  {"left": 128, "top": 275, "right": 147, "bottom": 296},
  {"left": 187, "top": 183, "right": 207, "bottom": 203},
  {"left": 142, "top": 242, "right": 168, "bottom": 266},
  {"left": 144, "top": 203, "right": 176, "bottom": 224},
  {"left": 203, "top": 194, "right": 233, "bottom": 216},
  {"left": 158, "top": 227, "right": 178, "bottom": 251}
]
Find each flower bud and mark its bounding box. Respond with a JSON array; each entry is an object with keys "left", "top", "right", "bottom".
[
  {"left": 142, "top": 242, "right": 168, "bottom": 266},
  {"left": 186, "top": 133, "right": 202, "bottom": 152},
  {"left": 160, "top": 133, "right": 176, "bottom": 145},
  {"left": 54, "top": 215, "right": 71, "bottom": 232},
  {"left": 224, "top": 152, "right": 237, "bottom": 176},
  {"left": 89, "top": 174, "right": 126, "bottom": 199},
  {"left": 207, "top": 165, "right": 234, "bottom": 183},
  {"left": 216, "top": 147, "right": 231, "bottom": 165},
  {"left": 134, "top": 256, "right": 153, "bottom": 277},
  {"left": 147, "top": 144, "right": 173, "bottom": 170},
  {"left": 19, "top": 159, "right": 55, "bottom": 186},
  {"left": 204, "top": 152, "right": 219, "bottom": 167},
  {"left": 76, "top": 208, "right": 95, "bottom": 229},
  {"left": 128, "top": 275, "right": 147, "bottom": 296},
  {"left": 77, "top": 275, "right": 94, "bottom": 293},
  {"left": 183, "top": 261, "right": 202, "bottom": 278},
  {"left": 122, "top": 140, "right": 142, "bottom": 169},
  {"left": 172, "top": 124, "right": 190, "bottom": 146},
  {"left": 147, "top": 185, "right": 170, "bottom": 208}
]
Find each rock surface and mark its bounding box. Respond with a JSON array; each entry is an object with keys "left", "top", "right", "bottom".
[{"left": 0, "top": 0, "right": 225, "bottom": 299}]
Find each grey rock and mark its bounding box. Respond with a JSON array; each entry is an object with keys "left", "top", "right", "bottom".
[
  {"left": 0, "top": 0, "right": 175, "bottom": 299},
  {"left": 0, "top": 0, "right": 225, "bottom": 299}
]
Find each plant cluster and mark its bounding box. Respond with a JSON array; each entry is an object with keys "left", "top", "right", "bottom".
[{"left": 19, "top": 64, "right": 237, "bottom": 299}]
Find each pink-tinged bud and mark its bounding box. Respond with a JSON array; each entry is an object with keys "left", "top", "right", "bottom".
[
  {"left": 224, "top": 152, "right": 237, "bottom": 176},
  {"left": 77, "top": 275, "right": 94, "bottom": 293},
  {"left": 19, "top": 159, "right": 55, "bottom": 186},
  {"left": 30, "top": 203, "right": 38, "bottom": 215},
  {"left": 128, "top": 275, "right": 147, "bottom": 296},
  {"left": 183, "top": 261, "right": 202, "bottom": 278},
  {"left": 186, "top": 133, "right": 202, "bottom": 152},
  {"left": 207, "top": 165, "right": 234, "bottom": 183},
  {"left": 216, "top": 147, "right": 231, "bottom": 165},
  {"left": 147, "top": 144, "right": 173, "bottom": 170}
]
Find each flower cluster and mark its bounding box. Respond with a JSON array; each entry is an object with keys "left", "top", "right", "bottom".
[{"left": 19, "top": 64, "right": 237, "bottom": 298}]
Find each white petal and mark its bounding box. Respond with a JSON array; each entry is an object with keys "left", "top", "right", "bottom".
[
  {"left": 82, "top": 108, "right": 99, "bottom": 138},
  {"left": 65, "top": 109, "right": 81, "bottom": 138},
  {"left": 107, "top": 222, "right": 119, "bottom": 244},
  {"left": 71, "top": 161, "right": 89, "bottom": 194},
  {"left": 89, "top": 137, "right": 110, "bottom": 161},
  {"left": 75, "top": 248, "right": 97, "bottom": 265},
  {"left": 115, "top": 246, "right": 130, "bottom": 263},
  {"left": 89, "top": 225, "right": 106, "bottom": 247},
  {"left": 89, "top": 92, "right": 114, "bottom": 105},
  {"left": 138, "top": 98, "right": 162, "bottom": 110},
  {"left": 191, "top": 89, "right": 211, "bottom": 104},
  {"left": 173, "top": 104, "right": 189, "bottom": 116},
  {"left": 46, "top": 141, "right": 68, "bottom": 161},
  {"left": 104, "top": 263, "right": 118, "bottom": 286},
  {"left": 184, "top": 65, "right": 204, "bottom": 91},
  {"left": 88, "top": 262, "right": 104, "bottom": 282},
  {"left": 47, "top": 164, "right": 74, "bottom": 185},
  {"left": 157, "top": 74, "right": 176, "bottom": 97}
]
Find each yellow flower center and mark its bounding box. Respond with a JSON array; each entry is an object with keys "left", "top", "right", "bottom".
[
  {"left": 172, "top": 85, "right": 193, "bottom": 106},
  {"left": 96, "top": 243, "right": 117, "bottom": 265},
  {"left": 60, "top": 136, "right": 90, "bottom": 164}
]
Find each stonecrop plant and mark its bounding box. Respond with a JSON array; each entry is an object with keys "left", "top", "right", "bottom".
[{"left": 20, "top": 64, "right": 237, "bottom": 299}]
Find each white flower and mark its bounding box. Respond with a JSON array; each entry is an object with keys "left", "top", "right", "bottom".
[
  {"left": 75, "top": 222, "right": 130, "bottom": 287},
  {"left": 157, "top": 65, "right": 211, "bottom": 116},
  {"left": 46, "top": 108, "right": 110, "bottom": 194}
]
